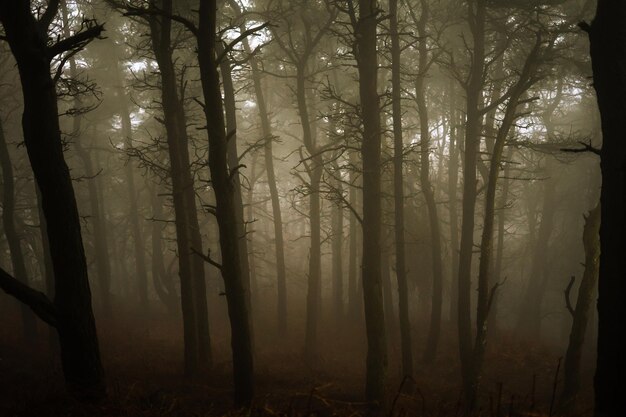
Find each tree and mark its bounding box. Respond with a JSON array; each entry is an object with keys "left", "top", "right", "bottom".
[
  {"left": 389, "top": 0, "right": 413, "bottom": 377},
  {"left": 582, "top": 2, "right": 626, "bottom": 415},
  {"left": 196, "top": 0, "right": 254, "bottom": 406},
  {"left": 0, "top": 0, "right": 105, "bottom": 400},
  {"left": 346, "top": 0, "right": 388, "bottom": 404}
]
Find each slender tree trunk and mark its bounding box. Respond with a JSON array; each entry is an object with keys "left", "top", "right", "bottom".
[
  {"left": 219, "top": 41, "right": 253, "bottom": 337},
  {"left": 74, "top": 138, "right": 112, "bottom": 317},
  {"left": 348, "top": 150, "right": 359, "bottom": 321},
  {"left": 447, "top": 82, "right": 460, "bottom": 324},
  {"left": 488, "top": 147, "right": 513, "bottom": 334},
  {"left": 355, "top": 0, "right": 387, "bottom": 404},
  {"left": 239, "top": 27, "right": 288, "bottom": 336},
  {"left": 151, "top": 190, "right": 177, "bottom": 314},
  {"left": 332, "top": 173, "right": 344, "bottom": 321},
  {"left": 415, "top": 0, "right": 444, "bottom": 364},
  {"left": 147, "top": 0, "right": 211, "bottom": 374},
  {"left": 197, "top": 0, "right": 253, "bottom": 405},
  {"left": 389, "top": 0, "right": 412, "bottom": 377},
  {"left": 60, "top": 3, "right": 112, "bottom": 317},
  {"left": 295, "top": 68, "right": 324, "bottom": 361},
  {"left": 516, "top": 175, "right": 556, "bottom": 340},
  {"left": 117, "top": 76, "right": 149, "bottom": 310},
  {"left": 0, "top": 117, "right": 37, "bottom": 341},
  {"left": 457, "top": 0, "right": 485, "bottom": 407},
  {"left": 561, "top": 202, "right": 600, "bottom": 410}
]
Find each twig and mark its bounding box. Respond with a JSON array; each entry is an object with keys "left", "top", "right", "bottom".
[
  {"left": 191, "top": 247, "right": 222, "bottom": 270},
  {"left": 564, "top": 276, "right": 576, "bottom": 317},
  {"left": 549, "top": 357, "right": 562, "bottom": 417}
]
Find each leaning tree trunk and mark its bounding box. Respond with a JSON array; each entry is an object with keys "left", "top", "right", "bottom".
[
  {"left": 0, "top": 116, "right": 38, "bottom": 341},
  {"left": 355, "top": 0, "right": 387, "bottom": 404},
  {"left": 0, "top": 1, "right": 105, "bottom": 399},
  {"left": 197, "top": 0, "right": 253, "bottom": 406},
  {"left": 560, "top": 202, "right": 600, "bottom": 411}
]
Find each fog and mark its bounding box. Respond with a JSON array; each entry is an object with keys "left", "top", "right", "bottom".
[{"left": 0, "top": 0, "right": 607, "bottom": 416}]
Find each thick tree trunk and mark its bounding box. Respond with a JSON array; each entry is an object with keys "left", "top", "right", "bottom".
[
  {"left": 355, "top": 0, "right": 387, "bottom": 404},
  {"left": 586, "top": 7, "right": 626, "bottom": 415},
  {"left": 197, "top": 0, "right": 253, "bottom": 406},
  {"left": 389, "top": 0, "right": 412, "bottom": 377},
  {"left": 0, "top": 1, "right": 105, "bottom": 399}
]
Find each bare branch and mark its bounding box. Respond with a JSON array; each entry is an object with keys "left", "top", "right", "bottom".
[{"left": 0, "top": 267, "right": 57, "bottom": 327}]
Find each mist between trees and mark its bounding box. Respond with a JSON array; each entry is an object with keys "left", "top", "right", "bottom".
[{"left": 0, "top": 0, "right": 623, "bottom": 416}]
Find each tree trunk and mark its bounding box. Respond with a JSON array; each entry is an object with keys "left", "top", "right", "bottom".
[
  {"left": 0, "top": 1, "right": 105, "bottom": 399},
  {"left": 332, "top": 173, "right": 344, "bottom": 321},
  {"left": 117, "top": 76, "right": 149, "bottom": 310},
  {"left": 237, "top": 20, "right": 288, "bottom": 335},
  {"left": 457, "top": 0, "right": 486, "bottom": 408},
  {"left": 355, "top": 0, "right": 387, "bottom": 404},
  {"left": 197, "top": 0, "right": 253, "bottom": 406},
  {"left": 389, "top": 0, "right": 413, "bottom": 377},
  {"left": 147, "top": 0, "right": 211, "bottom": 374},
  {"left": 447, "top": 81, "right": 460, "bottom": 324},
  {"left": 561, "top": 202, "right": 600, "bottom": 410},
  {"left": 588, "top": 2, "right": 626, "bottom": 408},
  {"left": 348, "top": 149, "right": 360, "bottom": 321},
  {"left": 219, "top": 41, "right": 253, "bottom": 340},
  {"left": 415, "top": 0, "right": 444, "bottom": 364}
]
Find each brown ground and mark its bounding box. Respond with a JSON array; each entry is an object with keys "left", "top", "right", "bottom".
[{"left": 0, "top": 300, "right": 594, "bottom": 417}]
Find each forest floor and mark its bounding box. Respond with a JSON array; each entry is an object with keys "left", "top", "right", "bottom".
[{"left": 0, "top": 303, "right": 594, "bottom": 417}]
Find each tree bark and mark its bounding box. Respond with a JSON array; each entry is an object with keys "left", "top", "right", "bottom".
[
  {"left": 414, "top": 0, "right": 444, "bottom": 364},
  {"left": 585, "top": 5, "right": 626, "bottom": 414},
  {"left": 197, "top": 0, "right": 253, "bottom": 406},
  {"left": 147, "top": 0, "right": 211, "bottom": 374},
  {"left": 355, "top": 0, "right": 387, "bottom": 404},
  {"left": 389, "top": 0, "right": 413, "bottom": 377},
  {"left": 457, "top": 0, "right": 486, "bottom": 408}
]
